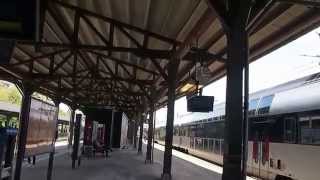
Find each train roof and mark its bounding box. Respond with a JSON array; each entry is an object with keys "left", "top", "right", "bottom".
[{"left": 249, "top": 72, "right": 320, "bottom": 99}]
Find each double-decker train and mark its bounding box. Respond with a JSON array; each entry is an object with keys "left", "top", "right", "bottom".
[{"left": 155, "top": 72, "right": 320, "bottom": 180}]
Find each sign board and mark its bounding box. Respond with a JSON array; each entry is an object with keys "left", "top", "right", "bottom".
[
  {"left": 0, "top": 0, "right": 39, "bottom": 40},
  {"left": 25, "top": 98, "right": 57, "bottom": 156},
  {"left": 187, "top": 95, "right": 214, "bottom": 112}
]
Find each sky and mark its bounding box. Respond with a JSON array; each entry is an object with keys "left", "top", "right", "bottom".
[{"left": 155, "top": 26, "right": 320, "bottom": 127}]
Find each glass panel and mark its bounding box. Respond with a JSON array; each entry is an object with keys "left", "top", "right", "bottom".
[
  {"left": 300, "top": 117, "right": 320, "bottom": 145},
  {"left": 312, "top": 119, "right": 320, "bottom": 144},
  {"left": 209, "top": 139, "right": 214, "bottom": 152},
  {"left": 214, "top": 139, "right": 220, "bottom": 154},
  {"left": 259, "top": 95, "right": 274, "bottom": 108},
  {"left": 258, "top": 95, "right": 274, "bottom": 114},
  {"left": 249, "top": 98, "right": 260, "bottom": 110},
  {"left": 284, "top": 117, "right": 296, "bottom": 143}
]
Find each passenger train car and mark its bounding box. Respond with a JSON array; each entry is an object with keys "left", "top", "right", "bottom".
[{"left": 155, "top": 72, "right": 320, "bottom": 180}]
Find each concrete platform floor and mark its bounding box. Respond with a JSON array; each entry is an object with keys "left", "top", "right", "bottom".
[{"left": 20, "top": 143, "right": 221, "bottom": 180}]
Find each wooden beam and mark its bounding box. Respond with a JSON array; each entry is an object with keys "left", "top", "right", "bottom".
[
  {"left": 248, "top": 3, "right": 292, "bottom": 35},
  {"left": 81, "top": 15, "right": 111, "bottom": 46},
  {"left": 47, "top": 4, "right": 72, "bottom": 42},
  {"left": 10, "top": 49, "right": 68, "bottom": 66},
  {"left": 206, "top": 0, "right": 229, "bottom": 30},
  {"left": 17, "top": 41, "right": 173, "bottom": 59},
  {"left": 109, "top": 24, "right": 114, "bottom": 56},
  {"left": 52, "top": 52, "right": 73, "bottom": 73},
  {"left": 50, "top": 0, "right": 180, "bottom": 46},
  {"left": 277, "top": 0, "right": 320, "bottom": 7},
  {"left": 117, "top": 26, "right": 142, "bottom": 48},
  {"left": 88, "top": 50, "right": 159, "bottom": 75},
  {"left": 150, "top": 58, "right": 168, "bottom": 81}
]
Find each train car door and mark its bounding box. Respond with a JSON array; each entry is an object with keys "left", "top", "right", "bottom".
[{"left": 251, "top": 118, "right": 271, "bottom": 179}]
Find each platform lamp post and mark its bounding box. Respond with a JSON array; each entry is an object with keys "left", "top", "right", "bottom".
[{"left": 14, "top": 82, "right": 35, "bottom": 180}]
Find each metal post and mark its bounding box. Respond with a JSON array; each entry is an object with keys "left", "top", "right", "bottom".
[
  {"left": 104, "top": 116, "right": 109, "bottom": 157},
  {"left": 47, "top": 99, "right": 59, "bottom": 180},
  {"left": 242, "top": 39, "right": 250, "bottom": 180},
  {"left": 14, "top": 84, "right": 33, "bottom": 180},
  {"left": 162, "top": 59, "right": 179, "bottom": 180},
  {"left": 72, "top": 114, "right": 81, "bottom": 169},
  {"left": 152, "top": 110, "right": 156, "bottom": 163},
  {"left": 222, "top": 1, "right": 250, "bottom": 179},
  {"left": 146, "top": 108, "right": 154, "bottom": 163},
  {"left": 4, "top": 132, "right": 16, "bottom": 180},
  {"left": 109, "top": 109, "right": 114, "bottom": 150},
  {"left": 138, "top": 113, "right": 143, "bottom": 154},
  {"left": 133, "top": 120, "right": 137, "bottom": 149},
  {"left": 0, "top": 133, "right": 6, "bottom": 179},
  {"left": 68, "top": 106, "right": 76, "bottom": 148}
]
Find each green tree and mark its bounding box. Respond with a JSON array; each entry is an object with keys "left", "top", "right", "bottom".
[{"left": 0, "top": 81, "right": 21, "bottom": 105}]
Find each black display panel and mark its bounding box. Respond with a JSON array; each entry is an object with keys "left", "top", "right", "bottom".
[
  {"left": 0, "top": 0, "right": 39, "bottom": 40},
  {"left": 187, "top": 95, "right": 214, "bottom": 112}
]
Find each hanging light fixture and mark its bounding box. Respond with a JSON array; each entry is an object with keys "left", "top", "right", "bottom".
[
  {"left": 180, "top": 39, "right": 213, "bottom": 93},
  {"left": 196, "top": 61, "right": 211, "bottom": 86}
]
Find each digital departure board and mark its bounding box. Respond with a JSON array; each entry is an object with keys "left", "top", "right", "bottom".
[
  {"left": 0, "top": 0, "right": 39, "bottom": 40},
  {"left": 187, "top": 95, "right": 214, "bottom": 112}
]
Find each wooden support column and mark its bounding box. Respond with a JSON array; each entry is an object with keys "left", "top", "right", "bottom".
[
  {"left": 14, "top": 83, "right": 34, "bottom": 180},
  {"left": 222, "top": 1, "right": 250, "bottom": 180},
  {"left": 146, "top": 104, "right": 154, "bottom": 163},
  {"left": 137, "top": 112, "right": 144, "bottom": 154},
  {"left": 162, "top": 59, "right": 180, "bottom": 180},
  {"left": 68, "top": 105, "right": 76, "bottom": 148},
  {"left": 104, "top": 115, "right": 110, "bottom": 157},
  {"left": 47, "top": 98, "right": 60, "bottom": 180},
  {"left": 72, "top": 114, "right": 82, "bottom": 169},
  {"left": 133, "top": 119, "right": 138, "bottom": 149},
  {"left": 109, "top": 109, "right": 115, "bottom": 150}
]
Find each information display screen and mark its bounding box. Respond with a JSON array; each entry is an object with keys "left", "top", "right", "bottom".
[
  {"left": 187, "top": 95, "right": 214, "bottom": 112},
  {"left": 25, "top": 98, "right": 57, "bottom": 156},
  {"left": 0, "top": 0, "right": 39, "bottom": 40}
]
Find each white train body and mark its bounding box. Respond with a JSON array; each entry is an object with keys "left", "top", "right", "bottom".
[{"left": 155, "top": 73, "right": 320, "bottom": 180}]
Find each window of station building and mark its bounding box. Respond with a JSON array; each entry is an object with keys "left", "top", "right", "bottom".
[{"left": 258, "top": 95, "right": 274, "bottom": 114}]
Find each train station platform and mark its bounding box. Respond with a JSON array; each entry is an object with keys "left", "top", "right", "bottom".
[{"left": 19, "top": 141, "right": 256, "bottom": 180}]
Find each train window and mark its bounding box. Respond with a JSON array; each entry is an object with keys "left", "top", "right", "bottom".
[
  {"left": 258, "top": 95, "right": 274, "bottom": 114},
  {"left": 283, "top": 117, "right": 297, "bottom": 143},
  {"left": 299, "top": 116, "right": 320, "bottom": 145},
  {"left": 249, "top": 98, "right": 259, "bottom": 110},
  {"left": 249, "top": 98, "right": 259, "bottom": 116}
]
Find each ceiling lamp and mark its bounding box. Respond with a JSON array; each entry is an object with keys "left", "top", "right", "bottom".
[{"left": 196, "top": 62, "right": 211, "bottom": 86}]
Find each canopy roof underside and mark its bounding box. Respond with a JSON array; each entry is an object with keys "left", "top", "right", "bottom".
[{"left": 0, "top": 0, "right": 319, "bottom": 114}]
